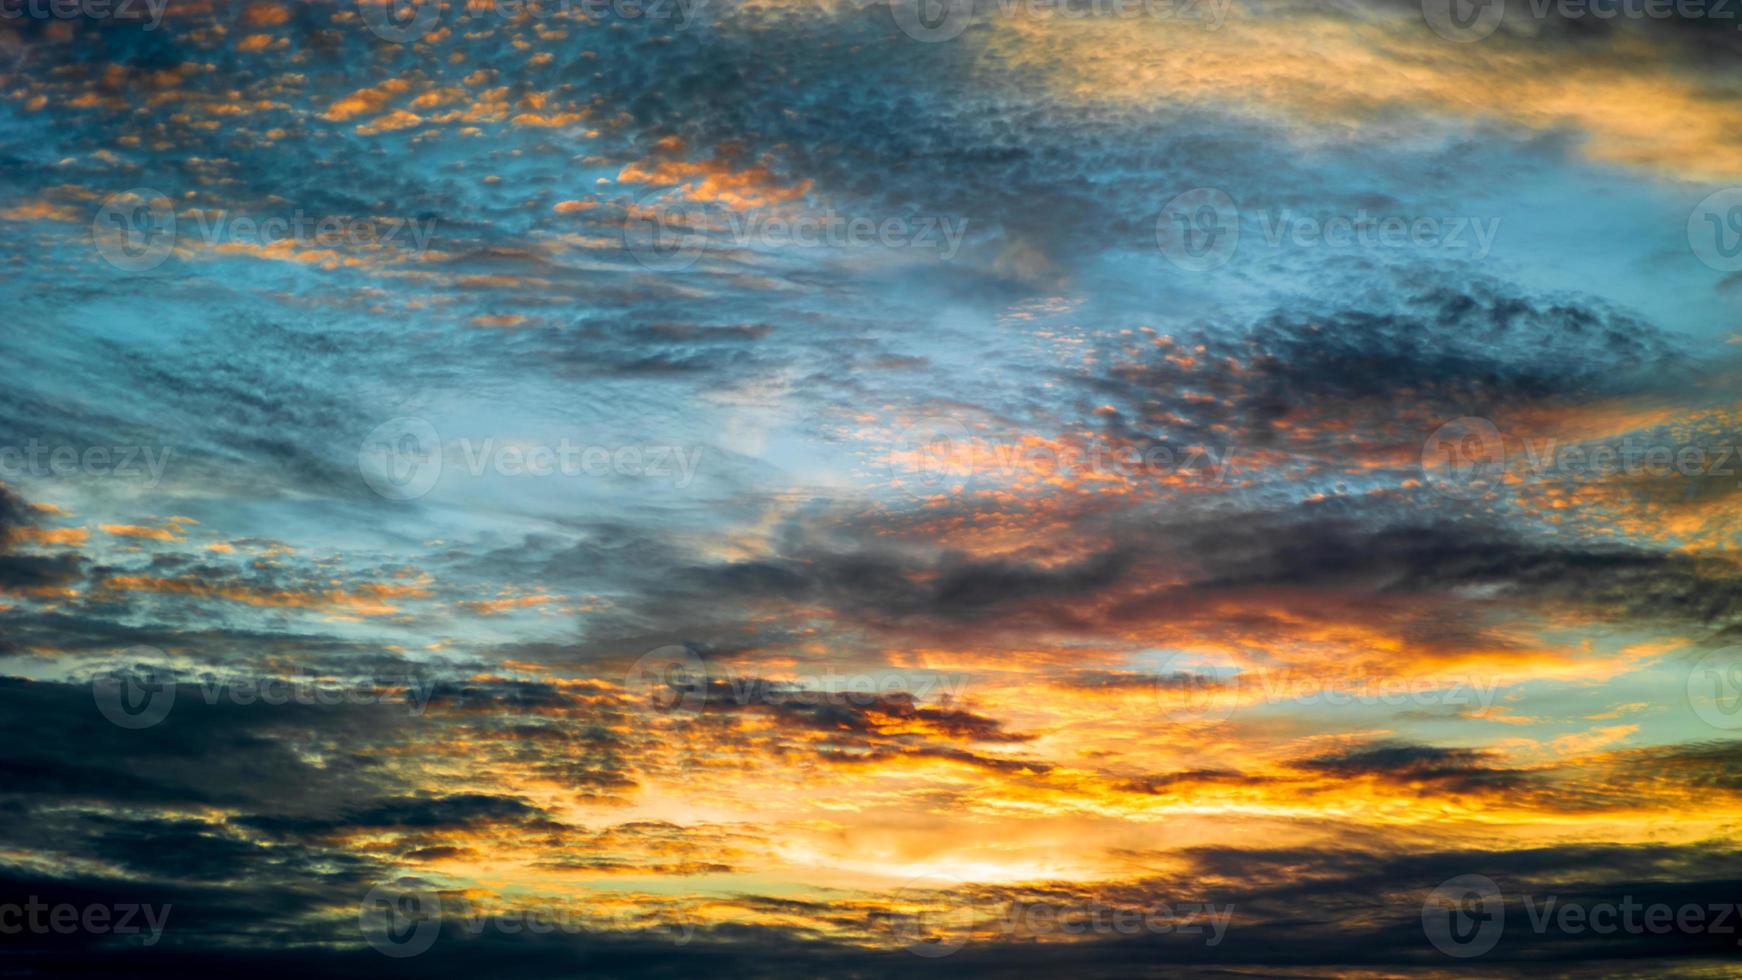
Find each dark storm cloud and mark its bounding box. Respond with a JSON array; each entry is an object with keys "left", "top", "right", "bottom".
[
  {"left": 12, "top": 838, "right": 1741, "bottom": 978},
  {"left": 236, "top": 793, "right": 557, "bottom": 839},
  {"left": 0, "top": 482, "right": 85, "bottom": 591},
  {"left": 1359, "top": 0, "right": 1742, "bottom": 61},
  {"left": 566, "top": 486, "right": 1736, "bottom": 654},
  {"left": 1115, "top": 768, "right": 1271, "bottom": 793},
  {"left": 399, "top": 483, "right": 1740, "bottom": 683},
  {"left": 522, "top": 317, "right": 780, "bottom": 378},
  {"left": 709, "top": 683, "right": 1029, "bottom": 742},
  {"left": 0, "top": 605, "right": 429, "bottom": 671},
  {"left": 0, "top": 481, "right": 34, "bottom": 531},
  {"left": 1182, "top": 514, "right": 1742, "bottom": 632},
  {"left": 0, "top": 549, "right": 83, "bottom": 591},
  {"left": 418, "top": 678, "right": 582, "bottom": 712},
  {"left": 1603, "top": 739, "right": 1742, "bottom": 794},
  {"left": 1292, "top": 741, "right": 1532, "bottom": 793},
  {"left": 0, "top": 676, "right": 422, "bottom": 809},
  {"left": 1084, "top": 281, "right": 1689, "bottom": 449},
  {"left": 684, "top": 547, "right": 1131, "bottom": 620}
]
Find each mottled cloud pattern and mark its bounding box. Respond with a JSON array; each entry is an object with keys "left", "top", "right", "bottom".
[{"left": 0, "top": 0, "right": 1738, "bottom": 975}]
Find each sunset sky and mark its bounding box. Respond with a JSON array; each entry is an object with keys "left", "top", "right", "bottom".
[{"left": 1, "top": 0, "right": 1740, "bottom": 975}]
